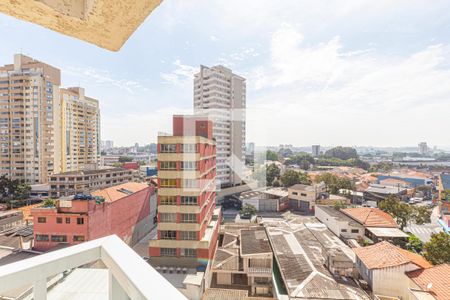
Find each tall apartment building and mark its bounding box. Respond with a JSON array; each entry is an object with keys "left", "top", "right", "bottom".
[
  {"left": 0, "top": 54, "right": 61, "bottom": 184},
  {"left": 60, "top": 87, "right": 100, "bottom": 172},
  {"left": 149, "top": 115, "right": 221, "bottom": 268},
  {"left": 312, "top": 144, "right": 320, "bottom": 157},
  {"left": 194, "top": 65, "right": 246, "bottom": 187}
]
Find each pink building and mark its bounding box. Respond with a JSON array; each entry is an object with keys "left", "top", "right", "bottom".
[{"left": 32, "top": 182, "right": 155, "bottom": 251}]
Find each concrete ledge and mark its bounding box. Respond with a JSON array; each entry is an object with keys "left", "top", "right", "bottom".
[{"left": 0, "top": 0, "right": 162, "bottom": 51}]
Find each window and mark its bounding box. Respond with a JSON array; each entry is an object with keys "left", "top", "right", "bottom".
[
  {"left": 160, "top": 161, "right": 177, "bottom": 170},
  {"left": 160, "top": 144, "right": 176, "bottom": 153},
  {"left": 56, "top": 217, "right": 62, "bottom": 224},
  {"left": 160, "top": 196, "right": 177, "bottom": 205},
  {"left": 65, "top": 217, "right": 71, "bottom": 224},
  {"left": 181, "top": 161, "right": 196, "bottom": 170},
  {"left": 351, "top": 229, "right": 359, "bottom": 233},
  {"left": 77, "top": 217, "right": 84, "bottom": 225},
  {"left": 161, "top": 230, "right": 177, "bottom": 240},
  {"left": 181, "top": 248, "right": 196, "bottom": 258},
  {"left": 292, "top": 192, "right": 298, "bottom": 195},
  {"left": 73, "top": 235, "right": 85, "bottom": 242},
  {"left": 341, "top": 229, "right": 347, "bottom": 232},
  {"left": 300, "top": 193, "right": 307, "bottom": 197},
  {"left": 181, "top": 213, "right": 197, "bottom": 223},
  {"left": 183, "top": 179, "right": 197, "bottom": 188},
  {"left": 160, "top": 213, "right": 176, "bottom": 223},
  {"left": 160, "top": 179, "right": 177, "bottom": 188},
  {"left": 160, "top": 248, "right": 177, "bottom": 257},
  {"left": 38, "top": 217, "right": 46, "bottom": 223},
  {"left": 181, "top": 231, "right": 197, "bottom": 240},
  {"left": 181, "top": 196, "right": 197, "bottom": 205},
  {"left": 36, "top": 234, "right": 49, "bottom": 241},
  {"left": 182, "top": 144, "right": 197, "bottom": 153},
  {"left": 51, "top": 235, "right": 67, "bottom": 242}
]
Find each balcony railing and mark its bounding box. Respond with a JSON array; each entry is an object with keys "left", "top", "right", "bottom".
[{"left": 0, "top": 234, "right": 186, "bottom": 300}]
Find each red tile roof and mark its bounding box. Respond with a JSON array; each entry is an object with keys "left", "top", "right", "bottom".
[
  {"left": 353, "top": 241, "right": 432, "bottom": 270},
  {"left": 407, "top": 264, "right": 450, "bottom": 300},
  {"left": 342, "top": 207, "right": 398, "bottom": 228}
]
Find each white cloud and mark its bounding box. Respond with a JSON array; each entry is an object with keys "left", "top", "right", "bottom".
[
  {"left": 160, "top": 59, "right": 197, "bottom": 87},
  {"left": 209, "top": 35, "right": 219, "bottom": 42}
]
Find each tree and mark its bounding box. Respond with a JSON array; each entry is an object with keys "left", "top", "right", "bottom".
[
  {"left": 42, "top": 198, "right": 57, "bottom": 207},
  {"left": 118, "top": 156, "right": 133, "bottom": 163},
  {"left": 369, "top": 162, "right": 394, "bottom": 173},
  {"left": 0, "top": 175, "right": 31, "bottom": 208},
  {"left": 265, "top": 150, "right": 278, "bottom": 161},
  {"left": 333, "top": 200, "right": 347, "bottom": 210},
  {"left": 240, "top": 203, "right": 257, "bottom": 216},
  {"left": 406, "top": 234, "right": 423, "bottom": 253},
  {"left": 280, "top": 169, "right": 309, "bottom": 187},
  {"left": 378, "top": 196, "right": 413, "bottom": 229},
  {"left": 314, "top": 173, "right": 354, "bottom": 194},
  {"left": 286, "top": 153, "right": 314, "bottom": 170},
  {"left": 272, "top": 180, "right": 281, "bottom": 187},
  {"left": 325, "top": 146, "right": 358, "bottom": 160},
  {"left": 423, "top": 232, "right": 450, "bottom": 265},
  {"left": 278, "top": 148, "right": 293, "bottom": 158},
  {"left": 266, "top": 164, "right": 280, "bottom": 186},
  {"left": 412, "top": 206, "right": 431, "bottom": 225}
]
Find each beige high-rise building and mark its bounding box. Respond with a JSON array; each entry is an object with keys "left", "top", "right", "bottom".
[
  {"left": 194, "top": 65, "right": 246, "bottom": 187},
  {"left": 60, "top": 87, "right": 100, "bottom": 172},
  {"left": 0, "top": 54, "right": 61, "bottom": 184}
]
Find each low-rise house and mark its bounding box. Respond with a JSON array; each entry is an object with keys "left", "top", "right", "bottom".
[
  {"left": 32, "top": 182, "right": 156, "bottom": 251},
  {"left": 239, "top": 188, "right": 288, "bottom": 212},
  {"left": 342, "top": 207, "right": 408, "bottom": 244},
  {"left": 211, "top": 226, "right": 273, "bottom": 297},
  {"left": 407, "top": 263, "right": 450, "bottom": 300},
  {"left": 287, "top": 182, "right": 326, "bottom": 212},
  {"left": 353, "top": 241, "right": 432, "bottom": 300},
  {"left": 377, "top": 174, "right": 433, "bottom": 188},
  {"left": 49, "top": 168, "right": 134, "bottom": 197},
  {"left": 363, "top": 184, "right": 407, "bottom": 205},
  {"left": 315, "top": 205, "right": 365, "bottom": 240}
]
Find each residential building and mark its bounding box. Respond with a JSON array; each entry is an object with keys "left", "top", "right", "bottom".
[
  {"left": 210, "top": 225, "right": 273, "bottom": 296},
  {"left": 341, "top": 207, "right": 408, "bottom": 244},
  {"left": 101, "top": 139, "right": 114, "bottom": 151},
  {"left": 194, "top": 65, "right": 246, "bottom": 187},
  {"left": 418, "top": 142, "right": 428, "bottom": 156},
  {"left": 238, "top": 187, "right": 289, "bottom": 212},
  {"left": 312, "top": 144, "right": 320, "bottom": 157},
  {"left": 149, "top": 115, "right": 221, "bottom": 269},
  {"left": 363, "top": 184, "right": 407, "bottom": 204},
  {"left": 287, "top": 182, "right": 327, "bottom": 212},
  {"left": 407, "top": 263, "right": 450, "bottom": 300},
  {"left": 353, "top": 241, "right": 432, "bottom": 300},
  {"left": 263, "top": 215, "right": 369, "bottom": 299},
  {"left": 32, "top": 182, "right": 155, "bottom": 251},
  {"left": 0, "top": 54, "right": 61, "bottom": 184},
  {"left": 60, "top": 87, "right": 100, "bottom": 172},
  {"left": 48, "top": 167, "right": 134, "bottom": 197},
  {"left": 315, "top": 205, "right": 365, "bottom": 240}
]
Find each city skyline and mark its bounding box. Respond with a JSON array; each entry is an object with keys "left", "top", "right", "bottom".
[{"left": 1, "top": 1, "right": 450, "bottom": 147}]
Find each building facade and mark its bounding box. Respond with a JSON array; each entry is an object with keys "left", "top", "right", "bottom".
[
  {"left": 60, "top": 87, "right": 100, "bottom": 172},
  {"left": 194, "top": 65, "right": 246, "bottom": 187},
  {"left": 0, "top": 54, "right": 61, "bottom": 184},
  {"left": 49, "top": 168, "right": 134, "bottom": 197},
  {"left": 32, "top": 182, "right": 155, "bottom": 251},
  {"left": 312, "top": 144, "right": 320, "bottom": 157},
  {"left": 149, "top": 115, "right": 221, "bottom": 268}
]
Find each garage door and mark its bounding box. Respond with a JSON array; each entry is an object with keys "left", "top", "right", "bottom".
[
  {"left": 298, "top": 200, "right": 310, "bottom": 212},
  {"left": 259, "top": 199, "right": 278, "bottom": 212}
]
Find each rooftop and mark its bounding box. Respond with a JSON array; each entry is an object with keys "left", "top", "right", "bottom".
[
  {"left": 52, "top": 167, "right": 128, "bottom": 176},
  {"left": 316, "top": 205, "right": 362, "bottom": 227},
  {"left": 202, "top": 288, "right": 248, "bottom": 300},
  {"left": 406, "top": 264, "right": 450, "bottom": 300},
  {"left": 366, "top": 227, "right": 409, "bottom": 238},
  {"left": 342, "top": 207, "right": 398, "bottom": 228},
  {"left": 365, "top": 184, "right": 406, "bottom": 195},
  {"left": 91, "top": 182, "right": 149, "bottom": 202},
  {"left": 288, "top": 184, "right": 315, "bottom": 192},
  {"left": 353, "top": 241, "right": 432, "bottom": 270},
  {"left": 240, "top": 229, "right": 271, "bottom": 256},
  {"left": 440, "top": 174, "right": 450, "bottom": 190}
]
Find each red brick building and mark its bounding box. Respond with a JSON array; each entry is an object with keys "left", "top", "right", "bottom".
[
  {"left": 149, "top": 115, "right": 221, "bottom": 268},
  {"left": 32, "top": 182, "right": 155, "bottom": 251}
]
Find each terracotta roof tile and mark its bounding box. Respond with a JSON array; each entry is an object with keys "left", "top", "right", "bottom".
[
  {"left": 406, "top": 264, "right": 450, "bottom": 300},
  {"left": 342, "top": 207, "right": 398, "bottom": 228},
  {"left": 353, "top": 241, "right": 432, "bottom": 270},
  {"left": 91, "top": 182, "right": 149, "bottom": 202}
]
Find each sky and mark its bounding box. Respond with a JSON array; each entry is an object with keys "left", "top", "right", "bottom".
[{"left": 1, "top": 0, "right": 450, "bottom": 148}]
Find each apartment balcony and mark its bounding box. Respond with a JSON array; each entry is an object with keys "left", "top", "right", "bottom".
[{"left": 0, "top": 235, "right": 186, "bottom": 300}]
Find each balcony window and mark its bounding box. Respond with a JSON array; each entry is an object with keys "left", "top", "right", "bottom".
[
  {"left": 37, "top": 217, "right": 46, "bottom": 223},
  {"left": 35, "top": 234, "right": 49, "bottom": 241},
  {"left": 160, "top": 248, "right": 176, "bottom": 257},
  {"left": 180, "top": 248, "right": 196, "bottom": 258},
  {"left": 160, "top": 230, "right": 177, "bottom": 240},
  {"left": 182, "top": 144, "right": 197, "bottom": 153},
  {"left": 73, "top": 235, "right": 85, "bottom": 242},
  {"left": 182, "top": 179, "right": 197, "bottom": 188},
  {"left": 160, "top": 179, "right": 177, "bottom": 188},
  {"left": 77, "top": 217, "right": 84, "bottom": 225},
  {"left": 181, "top": 213, "right": 196, "bottom": 223},
  {"left": 180, "top": 231, "right": 197, "bottom": 240},
  {"left": 160, "top": 161, "right": 176, "bottom": 170},
  {"left": 160, "top": 196, "right": 176, "bottom": 205},
  {"left": 181, "top": 161, "right": 196, "bottom": 170},
  {"left": 160, "top": 144, "right": 176, "bottom": 153},
  {"left": 180, "top": 196, "right": 197, "bottom": 205},
  {"left": 160, "top": 213, "right": 176, "bottom": 223},
  {"left": 51, "top": 235, "right": 67, "bottom": 243}
]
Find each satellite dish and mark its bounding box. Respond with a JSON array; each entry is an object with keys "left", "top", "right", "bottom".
[{"left": 426, "top": 283, "right": 433, "bottom": 290}]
